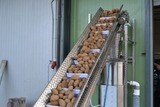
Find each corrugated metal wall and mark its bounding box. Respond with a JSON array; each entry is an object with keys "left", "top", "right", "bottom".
[
  {"left": 0, "top": 0, "right": 54, "bottom": 106},
  {"left": 70, "top": 0, "right": 146, "bottom": 107}
]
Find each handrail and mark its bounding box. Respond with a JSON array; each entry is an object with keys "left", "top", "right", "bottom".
[{"left": 0, "top": 60, "right": 7, "bottom": 84}]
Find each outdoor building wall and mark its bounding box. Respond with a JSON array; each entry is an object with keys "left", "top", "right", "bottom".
[
  {"left": 0, "top": 0, "right": 54, "bottom": 106},
  {"left": 71, "top": 0, "right": 146, "bottom": 107}
]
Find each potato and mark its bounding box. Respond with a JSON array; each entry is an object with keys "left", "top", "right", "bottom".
[
  {"left": 68, "top": 92, "right": 75, "bottom": 99},
  {"left": 65, "top": 98, "right": 70, "bottom": 103},
  {"left": 52, "top": 88, "right": 58, "bottom": 95},
  {"left": 65, "top": 90, "right": 72, "bottom": 95},
  {"left": 71, "top": 75, "right": 80, "bottom": 80},
  {"left": 57, "top": 85, "right": 62, "bottom": 91},
  {"left": 59, "top": 94, "right": 63, "bottom": 98},
  {"left": 78, "top": 70, "right": 83, "bottom": 73},
  {"left": 74, "top": 55, "right": 78, "bottom": 60},
  {"left": 60, "top": 90, "right": 65, "bottom": 94},
  {"left": 48, "top": 101, "right": 59, "bottom": 106},
  {"left": 76, "top": 63, "right": 82, "bottom": 68},
  {"left": 59, "top": 99, "right": 66, "bottom": 107},
  {"left": 80, "top": 67, "right": 85, "bottom": 72},
  {"left": 68, "top": 80, "right": 74, "bottom": 86},
  {"left": 83, "top": 56, "right": 90, "bottom": 61},
  {"left": 79, "top": 61, "right": 84, "bottom": 64},
  {"left": 50, "top": 95, "right": 59, "bottom": 101},
  {"left": 71, "top": 97, "right": 76, "bottom": 103},
  {"left": 68, "top": 86, "right": 74, "bottom": 91},
  {"left": 74, "top": 80, "right": 80, "bottom": 87},
  {"left": 68, "top": 67, "right": 73, "bottom": 73},
  {"left": 77, "top": 57, "right": 83, "bottom": 62},
  {"left": 66, "top": 103, "right": 73, "bottom": 107},
  {"left": 63, "top": 96, "right": 67, "bottom": 100},
  {"left": 82, "top": 78, "right": 87, "bottom": 82},
  {"left": 62, "top": 81, "right": 68, "bottom": 88},
  {"left": 63, "top": 77, "right": 68, "bottom": 81},
  {"left": 79, "top": 81, "right": 84, "bottom": 89}
]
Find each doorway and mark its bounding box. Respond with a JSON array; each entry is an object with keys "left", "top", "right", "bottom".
[{"left": 153, "top": 5, "right": 160, "bottom": 107}]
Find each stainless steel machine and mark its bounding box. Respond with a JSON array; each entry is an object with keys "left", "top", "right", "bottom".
[{"left": 34, "top": 6, "right": 130, "bottom": 107}]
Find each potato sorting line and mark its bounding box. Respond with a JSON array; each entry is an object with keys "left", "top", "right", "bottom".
[{"left": 34, "top": 6, "right": 129, "bottom": 107}]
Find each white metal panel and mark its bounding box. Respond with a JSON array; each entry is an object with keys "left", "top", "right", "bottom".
[{"left": 0, "top": 0, "right": 54, "bottom": 106}]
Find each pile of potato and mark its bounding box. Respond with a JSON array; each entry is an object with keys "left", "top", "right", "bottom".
[
  {"left": 47, "top": 75, "right": 87, "bottom": 107},
  {"left": 47, "top": 9, "right": 119, "bottom": 107},
  {"left": 101, "top": 9, "right": 119, "bottom": 17},
  {"left": 48, "top": 88, "right": 76, "bottom": 107}
]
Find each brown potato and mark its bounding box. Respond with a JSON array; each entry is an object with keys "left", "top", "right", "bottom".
[
  {"left": 71, "top": 75, "right": 80, "bottom": 80},
  {"left": 77, "top": 70, "right": 83, "bottom": 73},
  {"left": 60, "top": 90, "right": 65, "bottom": 94},
  {"left": 83, "top": 56, "right": 90, "bottom": 61},
  {"left": 68, "top": 86, "right": 74, "bottom": 91},
  {"left": 68, "top": 92, "right": 75, "bottom": 99},
  {"left": 57, "top": 85, "right": 62, "bottom": 91},
  {"left": 74, "top": 80, "right": 80, "bottom": 87},
  {"left": 48, "top": 101, "right": 59, "bottom": 106},
  {"left": 68, "top": 80, "right": 74, "bottom": 86},
  {"left": 65, "top": 98, "right": 70, "bottom": 103},
  {"left": 74, "top": 55, "right": 78, "bottom": 60},
  {"left": 62, "top": 81, "right": 68, "bottom": 88},
  {"left": 66, "top": 103, "right": 73, "bottom": 107},
  {"left": 59, "top": 94, "right": 63, "bottom": 98},
  {"left": 59, "top": 99, "right": 66, "bottom": 107},
  {"left": 50, "top": 95, "right": 59, "bottom": 101},
  {"left": 79, "top": 81, "right": 84, "bottom": 89},
  {"left": 63, "top": 77, "right": 68, "bottom": 81},
  {"left": 63, "top": 96, "right": 67, "bottom": 100},
  {"left": 52, "top": 88, "right": 58, "bottom": 95},
  {"left": 65, "top": 90, "right": 72, "bottom": 95},
  {"left": 71, "top": 97, "right": 76, "bottom": 103},
  {"left": 82, "top": 78, "right": 87, "bottom": 82}
]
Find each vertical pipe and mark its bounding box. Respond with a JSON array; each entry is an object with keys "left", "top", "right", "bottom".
[
  {"left": 51, "top": 0, "right": 57, "bottom": 62},
  {"left": 132, "top": 19, "right": 136, "bottom": 81},
  {"left": 56, "top": 0, "right": 61, "bottom": 69},
  {"left": 124, "top": 25, "right": 128, "bottom": 107},
  {"left": 145, "top": 0, "right": 153, "bottom": 107},
  {"left": 60, "top": 0, "right": 64, "bottom": 65}
]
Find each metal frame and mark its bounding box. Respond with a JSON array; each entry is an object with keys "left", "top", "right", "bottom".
[{"left": 145, "top": 0, "right": 153, "bottom": 107}]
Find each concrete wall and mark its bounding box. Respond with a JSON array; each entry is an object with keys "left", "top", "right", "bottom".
[{"left": 0, "top": 0, "right": 54, "bottom": 106}]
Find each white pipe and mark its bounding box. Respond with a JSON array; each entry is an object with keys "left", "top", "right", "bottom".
[
  {"left": 128, "top": 81, "right": 140, "bottom": 107},
  {"left": 128, "top": 81, "right": 140, "bottom": 87},
  {"left": 51, "top": 0, "right": 57, "bottom": 62}
]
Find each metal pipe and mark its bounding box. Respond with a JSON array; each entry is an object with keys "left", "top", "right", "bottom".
[
  {"left": 132, "top": 18, "right": 136, "bottom": 81},
  {"left": 145, "top": 0, "right": 153, "bottom": 107},
  {"left": 128, "top": 81, "right": 140, "bottom": 107},
  {"left": 124, "top": 24, "right": 129, "bottom": 107},
  {"left": 56, "top": 0, "right": 61, "bottom": 69},
  {"left": 60, "top": 0, "right": 64, "bottom": 65}
]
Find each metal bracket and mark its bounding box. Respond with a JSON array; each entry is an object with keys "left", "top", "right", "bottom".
[{"left": 0, "top": 60, "right": 7, "bottom": 84}]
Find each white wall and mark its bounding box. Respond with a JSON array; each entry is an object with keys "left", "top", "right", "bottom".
[{"left": 0, "top": 0, "right": 54, "bottom": 106}]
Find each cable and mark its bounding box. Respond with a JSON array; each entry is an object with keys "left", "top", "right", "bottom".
[{"left": 103, "top": 63, "right": 111, "bottom": 107}]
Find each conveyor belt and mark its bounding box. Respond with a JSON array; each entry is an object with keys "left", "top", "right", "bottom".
[{"left": 34, "top": 6, "right": 129, "bottom": 107}]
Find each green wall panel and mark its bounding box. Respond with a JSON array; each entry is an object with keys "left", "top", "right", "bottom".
[{"left": 71, "top": 0, "right": 146, "bottom": 107}]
